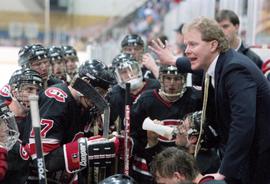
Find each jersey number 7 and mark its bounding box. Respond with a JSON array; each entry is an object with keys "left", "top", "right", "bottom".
[{"left": 30, "top": 119, "right": 54, "bottom": 138}]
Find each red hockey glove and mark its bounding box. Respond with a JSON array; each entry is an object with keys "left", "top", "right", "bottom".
[{"left": 63, "top": 136, "right": 119, "bottom": 173}]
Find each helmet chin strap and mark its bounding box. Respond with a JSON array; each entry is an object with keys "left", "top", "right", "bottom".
[
  {"left": 159, "top": 86, "right": 187, "bottom": 103},
  {"left": 159, "top": 90, "right": 181, "bottom": 102}
]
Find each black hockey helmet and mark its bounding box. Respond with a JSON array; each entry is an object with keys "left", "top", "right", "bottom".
[
  {"left": 0, "top": 100, "right": 19, "bottom": 150},
  {"left": 9, "top": 68, "right": 43, "bottom": 90},
  {"left": 112, "top": 53, "right": 143, "bottom": 90},
  {"left": 159, "top": 64, "right": 186, "bottom": 76},
  {"left": 48, "top": 46, "right": 64, "bottom": 62},
  {"left": 112, "top": 53, "right": 137, "bottom": 67},
  {"left": 159, "top": 64, "right": 187, "bottom": 99},
  {"left": 18, "top": 44, "right": 48, "bottom": 67},
  {"left": 61, "top": 45, "right": 78, "bottom": 59},
  {"left": 72, "top": 59, "right": 114, "bottom": 112},
  {"left": 78, "top": 59, "right": 115, "bottom": 90},
  {"left": 121, "top": 34, "right": 144, "bottom": 48},
  {"left": 98, "top": 174, "right": 136, "bottom": 184}
]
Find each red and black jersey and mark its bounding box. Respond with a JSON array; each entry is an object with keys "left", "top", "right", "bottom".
[
  {"left": 47, "top": 75, "right": 63, "bottom": 87},
  {"left": 131, "top": 87, "right": 202, "bottom": 151},
  {"left": 107, "top": 78, "right": 160, "bottom": 129},
  {"left": 28, "top": 83, "right": 90, "bottom": 159},
  {"left": 130, "top": 87, "right": 201, "bottom": 183},
  {"left": 0, "top": 84, "right": 12, "bottom": 106}
]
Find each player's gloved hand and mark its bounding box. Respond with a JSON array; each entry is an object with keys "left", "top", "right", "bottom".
[
  {"left": 0, "top": 146, "right": 7, "bottom": 181},
  {"left": 115, "top": 135, "right": 134, "bottom": 160},
  {"left": 63, "top": 135, "right": 119, "bottom": 173}
]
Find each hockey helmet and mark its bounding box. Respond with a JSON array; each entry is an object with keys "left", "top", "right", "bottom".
[
  {"left": 112, "top": 53, "right": 143, "bottom": 90},
  {"left": 78, "top": 59, "right": 115, "bottom": 90},
  {"left": 48, "top": 46, "right": 64, "bottom": 62},
  {"left": 0, "top": 100, "right": 19, "bottom": 150},
  {"left": 9, "top": 68, "right": 43, "bottom": 110},
  {"left": 9, "top": 68, "right": 43, "bottom": 90},
  {"left": 98, "top": 174, "right": 136, "bottom": 184},
  {"left": 72, "top": 59, "right": 114, "bottom": 111},
  {"left": 121, "top": 34, "right": 144, "bottom": 48},
  {"left": 159, "top": 64, "right": 187, "bottom": 99},
  {"left": 61, "top": 45, "right": 78, "bottom": 60},
  {"left": 18, "top": 44, "right": 48, "bottom": 67}
]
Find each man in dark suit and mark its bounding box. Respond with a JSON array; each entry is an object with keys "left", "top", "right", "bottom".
[
  {"left": 149, "top": 17, "right": 270, "bottom": 184},
  {"left": 215, "top": 9, "right": 263, "bottom": 69}
]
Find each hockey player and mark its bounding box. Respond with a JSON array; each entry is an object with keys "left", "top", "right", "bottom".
[
  {"left": 62, "top": 45, "right": 79, "bottom": 84},
  {"left": 25, "top": 59, "right": 119, "bottom": 183},
  {"left": 130, "top": 65, "right": 201, "bottom": 183},
  {"left": 107, "top": 53, "right": 160, "bottom": 131},
  {"left": 48, "top": 46, "right": 67, "bottom": 82},
  {"left": 121, "top": 34, "right": 159, "bottom": 79},
  {"left": 1, "top": 68, "right": 43, "bottom": 184},
  {"left": 175, "top": 111, "right": 220, "bottom": 174},
  {"left": 18, "top": 44, "right": 62, "bottom": 89},
  {"left": 8, "top": 68, "right": 43, "bottom": 118}
]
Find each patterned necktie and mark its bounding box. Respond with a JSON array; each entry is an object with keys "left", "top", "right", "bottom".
[{"left": 194, "top": 74, "right": 210, "bottom": 158}]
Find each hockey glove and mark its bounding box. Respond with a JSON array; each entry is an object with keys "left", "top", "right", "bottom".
[{"left": 63, "top": 136, "right": 119, "bottom": 173}]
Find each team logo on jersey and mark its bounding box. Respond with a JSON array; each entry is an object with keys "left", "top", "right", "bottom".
[
  {"left": 0, "top": 84, "right": 11, "bottom": 97},
  {"left": 20, "top": 144, "right": 30, "bottom": 160},
  {"left": 45, "top": 87, "right": 68, "bottom": 102}
]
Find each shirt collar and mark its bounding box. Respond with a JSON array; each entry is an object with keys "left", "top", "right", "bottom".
[
  {"left": 235, "top": 37, "right": 241, "bottom": 51},
  {"left": 206, "top": 54, "right": 219, "bottom": 79}
]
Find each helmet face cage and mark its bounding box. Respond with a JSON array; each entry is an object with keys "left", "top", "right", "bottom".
[
  {"left": 113, "top": 53, "right": 143, "bottom": 90},
  {"left": 159, "top": 65, "right": 187, "bottom": 98},
  {"left": 0, "top": 103, "right": 19, "bottom": 151}
]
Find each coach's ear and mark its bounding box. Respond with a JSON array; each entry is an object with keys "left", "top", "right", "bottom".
[
  {"left": 210, "top": 40, "right": 218, "bottom": 52},
  {"left": 173, "top": 171, "right": 186, "bottom": 181}
]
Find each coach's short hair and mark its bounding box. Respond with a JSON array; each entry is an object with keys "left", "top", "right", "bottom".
[{"left": 183, "top": 17, "right": 229, "bottom": 53}]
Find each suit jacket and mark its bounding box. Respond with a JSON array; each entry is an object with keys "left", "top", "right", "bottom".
[
  {"left": 176, "top": 49, "right": 270, "bottom": 184},
  {"left": 238, "top": 42, "right": 263, "bottom": 69}
]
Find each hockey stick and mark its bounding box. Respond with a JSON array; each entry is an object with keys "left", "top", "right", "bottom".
[
  {"left": 29, "top": 95, "right": 47, "bottom": 184},
  {"left": 124, "top": 83, "right": 131, "bottom": 175},
  {"left": 103, "top": 106, "right": 110, "bottom": 139}
]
